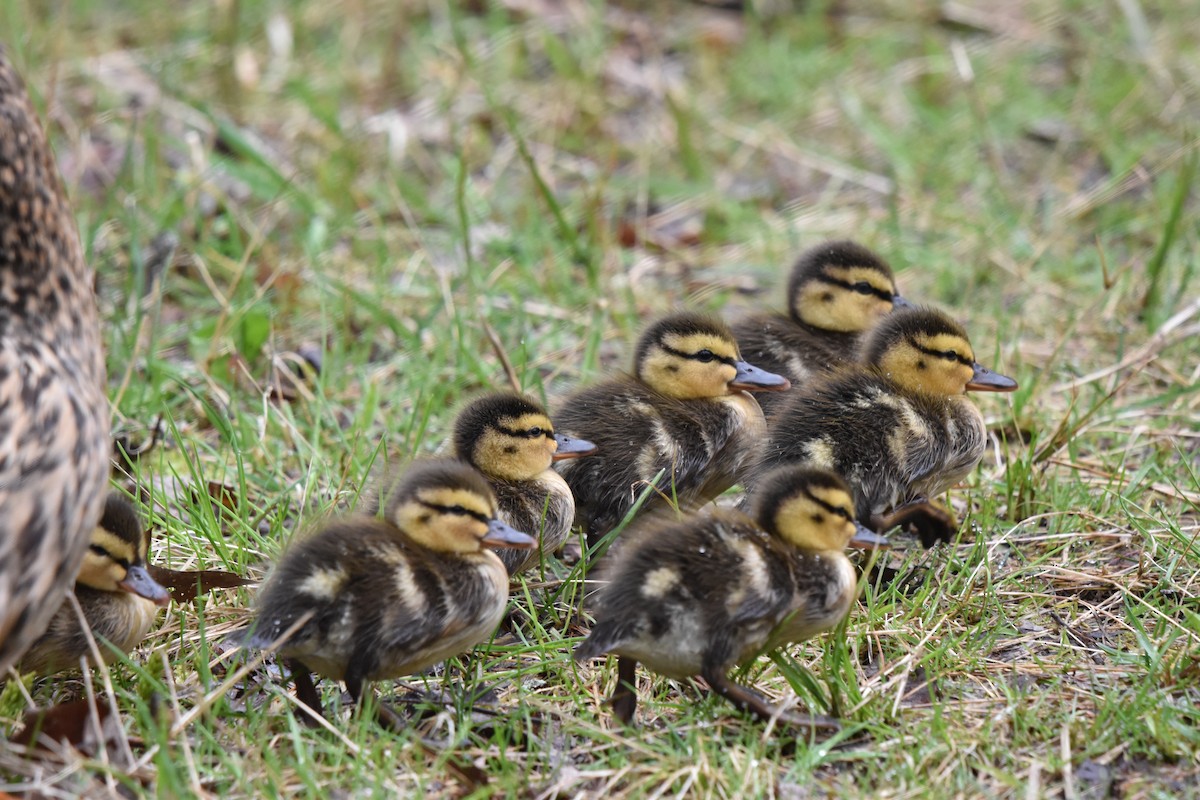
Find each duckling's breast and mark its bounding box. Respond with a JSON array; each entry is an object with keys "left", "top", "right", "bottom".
[
  {"left": 18, "top": 587, "right": 161, "bottom": 674},
  {"left": 906, "top": 396, "right": 987, "bottom": 502},
  {"left": 771, "top": 552, "right": 857, "bottom": 646},
  {"left": 699, "top": 390, "right": 768, "bottom": 496},
  {"left": 368, "top": 551, "right": 510, "bottom": 681},
  {"left": 89, "top": 590, "right": 162, "bottom": 656},
  {"left": 493, "top": 471, "right": 575, "bottom": 575}
]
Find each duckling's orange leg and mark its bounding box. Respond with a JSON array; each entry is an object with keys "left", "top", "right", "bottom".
[
  {"left": 287, "top": 660, "right": 325, "bottom": 726},
  {"left": 876, "top": 501, "right": 957, "bottom": 547},
  {"left": 703, "top": 670, "right": 841, "bottom": 731},
  {"left": 611, "top": 656, "right": 639, "bottom": 725}
]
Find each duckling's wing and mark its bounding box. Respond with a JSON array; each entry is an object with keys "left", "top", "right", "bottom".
[
  {"left": 249, "top": 525, "right": 506, "bottom": 683},
  {"left": 558, "top": 381, "right": 751, "bottom": 529},
  {"left": 577, "top": 513, "right": 785, "bottom": 674},
  {"left": 899, "top": 396, "right": 989, "bottom": 504},
  {"left": 761, "top": 373, "right": 911, "bottom": 519},
  {"left": 554, "top": 381, "right": 683, "bottom": 534},
  {"left": 244, "top": 519, "right": 387, "bottom": 652}
]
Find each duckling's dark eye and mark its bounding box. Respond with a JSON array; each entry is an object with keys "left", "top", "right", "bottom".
[
  {"left": 834, "top": 507, "right": 853, "bottom": 521},
  {"left": 853, "top": 281, "right": 874, "bottom": 294},
  {"left": 89, "top": 544, "right": 108, "bottom": 557},
  {"left": 527, "top": 427, "right": 544, "bottom": 438},
  {"left": 695, "top": 349, "right": 715, "bottom": 363}
]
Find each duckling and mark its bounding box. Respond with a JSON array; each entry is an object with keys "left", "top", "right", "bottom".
[
  {"left": 575, "top": 465, "right": 888, "bottom": 726},
  {"left": 18, "top": 494, "right": 170, "bottom": 675},
  {"left": 0, "top": 46, "right": 111, "bottom": 672},
  {"left": 554, "top": 311, "right": 790, "bottom": 546},
  {"left": 452, "top": 392, "right": 596, "bottom": 576},
  {"left": 244, "top": 459, "right": 536, "bottom": 724},
  {"left": 732, "top": 240, "right": 905, "bottom": 416},
  {"left": 755, "top": 306, "right": 1017, "bottom": 545}
]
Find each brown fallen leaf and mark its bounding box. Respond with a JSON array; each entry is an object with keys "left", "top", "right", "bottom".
[
  {"left": 148, "top": 564, "right": 255, "bottom": 604},
  {"left": 208, "top": 480, "right": 241, "bottom": 511},
  {"left": 11, "top": 699, "right": 115, "bottom": 752}
]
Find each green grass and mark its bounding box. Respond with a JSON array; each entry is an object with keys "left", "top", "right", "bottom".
[{"left": 3, "top": 0, "right": 1199, "bottom": 796}]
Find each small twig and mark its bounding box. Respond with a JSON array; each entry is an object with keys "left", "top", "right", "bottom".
[
  {"left": 1047, "top": 611, "right": 1105, "bottom": 665},
  {"left": 1035, "top": 298, "right": 1200, "bottom": 462},
  {"left": 482, "top": 319, "right": 522, "bottom": 394}
]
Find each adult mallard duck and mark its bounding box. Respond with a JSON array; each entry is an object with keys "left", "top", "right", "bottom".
[
  {"left": 754, "top": 306, "right": 1017, "bottom": 545},
  {"left": 554, "top": 311, "right": 790, "bottom": 546},
  {"left": 0, "top": 45, "right": 111, "bottom": 673},
  {"left": 452, "top": 392, "right": 595, "bottom": 576},
  {"left": 575, "top": 464, "right": 887, "bottom": 726},
  {"left": 243, "top": 459, "right": 535, "bottom": 725},
  {"left": 732, "top": 240, "right": 905, "bottom": 415},
  {"left": 18, "top": 493, "right": 170, "bottom": 675}
]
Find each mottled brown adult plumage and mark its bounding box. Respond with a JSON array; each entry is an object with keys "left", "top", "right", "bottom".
[{"left": 0, "top": 44, "right": 111, "bottom": 672}]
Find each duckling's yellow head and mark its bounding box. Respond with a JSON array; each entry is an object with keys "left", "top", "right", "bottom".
[
  {"left": 386, "top": 459, "right": 537, "bottom": 555},
  {"left": 863, "top": 306, "right": 1018, "bottom": 397},
  {"left": 454, "top": 393, "right": 596, "bottom": 482},
  {"left": 751, "top": 466, "right": 889, "bottom": 553},
  {"left": 788, "top": 240, "right": 904, "bottom": 333},
  {"left": 635, "top": 311, "right": 791, "bottom": 399},
  {"left": 75, "top": 494, "right": 170, "bottom": 605}
]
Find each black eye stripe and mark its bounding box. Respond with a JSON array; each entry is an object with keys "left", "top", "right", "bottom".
[
  {"left": 659, "top": 343, "right": 736, "bottom": 367},
  {"left": 914, "top": 342, "right": 973, "bottom": 366},
  {"left": 419, "top": 500, "right": 491, "bottom": 524},
  {"left": 818, "top": 275, "right": 895, "bottom": 302},
  {"left": 90, "top": 544, "right": 131, "bottom": 569},
  {"left": 496, "top": 424, "right": 551, "bottom": 440},
  {"left": 808, "top": 495, "right": 854, "bottom": 521}
]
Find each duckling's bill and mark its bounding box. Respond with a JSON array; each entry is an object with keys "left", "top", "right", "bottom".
[
  {"left": 730, "top": 360, "right": 791, "bottom": 392},
  {"left": 552, "top": 433, "right": 597, "bottom": 460},
  {"left": 966, "top": 362, "right": 1018, "bottom": 393},
  {"left": 118, "top": 565, "right": 172, "bottom": 606},
  {"left": 848, "top": 524, "right": 890, "bottom": 551},
  {"left": 482, "top": 520, "right": 537, "bottom": 549}
]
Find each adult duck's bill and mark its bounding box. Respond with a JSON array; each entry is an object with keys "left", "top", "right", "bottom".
[
  {"left": 119, "top": 565, "right": 172, "bottom": 606},
  {"left": 730, "top": 360, "right": 791, "bottom": 392},
  {"left": 552, "top": 434, "right": 598, "bottom": 460},
  {"left": 482, "top": 519, "right": 537, "bottom": 550},
  {"left": 967, "top": 362, "right": 1018, "bottom": 392}
]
